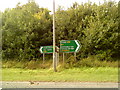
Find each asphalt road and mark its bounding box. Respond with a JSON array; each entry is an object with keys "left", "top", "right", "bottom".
[{"left": 1, "top": 81, "right": 118, "bottom": 88}]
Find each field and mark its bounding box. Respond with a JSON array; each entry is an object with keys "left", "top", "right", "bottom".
[{"left": 2, "top": 67, "right": 118, "bottom": 82}]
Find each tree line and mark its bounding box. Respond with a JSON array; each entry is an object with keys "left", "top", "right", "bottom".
[{"left": 1, "top": 1, "right": 119, "bottom": 61}]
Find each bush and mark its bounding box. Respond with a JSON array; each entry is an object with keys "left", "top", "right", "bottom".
[{"left": 74, "top": 56, "right": 118, "bottom": 67}]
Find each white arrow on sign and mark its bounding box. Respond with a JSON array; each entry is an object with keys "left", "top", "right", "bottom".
[
  {"left": 75, "top": 40, "right": 80, "bottom": 52},
  {"left": 40, "top": 47, "right": 43, "bottom": 53}
]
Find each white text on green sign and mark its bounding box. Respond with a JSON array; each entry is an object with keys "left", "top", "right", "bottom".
[
  {"left": 40, "top": 46, "right": 58, "bottom": 53},
  {"left": 60, "top": 40, "right": 80, "bottom": 53}
]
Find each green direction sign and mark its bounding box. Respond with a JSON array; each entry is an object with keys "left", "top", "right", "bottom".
[
  {"left": 40, "top": 46, "right": 59, "bottom": 53},
  {"left": 60, "top": 40, "right": 80, "bottom": 53},
  {"left": 40, "top": 46, "right": 53, "bottom": 53}
]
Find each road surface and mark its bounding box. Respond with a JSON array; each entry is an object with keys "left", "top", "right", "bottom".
[{"left": 1, "top": 81, "right": 118, "bottom": 88}]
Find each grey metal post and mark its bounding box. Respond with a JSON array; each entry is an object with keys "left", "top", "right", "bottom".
[
  {"left": 43, "top": 53, "right": 45, "bottom": 64},
  {"left": 56, "top": 52, "right": 58, "bottom": 66},
  {"left": 74, "top": 52, "right": 76, "bottom": 61},
  {"left": 63, "top": 53, "right": 65, "bottom": 66},
  {"left": 53, "top": 0, "right": 57, "bottom": 72},
  {"left": 57, "top": 53, "right": 59, "bottom": 65}
]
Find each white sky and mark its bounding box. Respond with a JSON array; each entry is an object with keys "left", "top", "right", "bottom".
[{"left": 0, "top": 0, "right": 119, "bottom": 12}]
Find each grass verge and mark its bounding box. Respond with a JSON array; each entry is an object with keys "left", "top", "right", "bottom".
[{"left": 2, "top": 67, "right": 118, "bottom": 82}]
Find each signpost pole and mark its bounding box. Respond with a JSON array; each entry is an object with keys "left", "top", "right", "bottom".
[
  {"left": 55, "top": 52, "right": 57, "bottom": 66},
  {"left": 74, "top": 52, "right": 76, "bottom": 61},
  {"left": 43, "top": 53, "right": 45, "bottom": 64},
  {"left": 57, "top": 53, "right": 59, "bottom": 66},
  {"left": 53, "top": 0, "right": 57, "bottom": 72},
  {"left": 63, "top": 53, "right": 65, "bottom": 66}
]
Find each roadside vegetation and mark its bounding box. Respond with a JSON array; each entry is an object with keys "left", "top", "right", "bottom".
[
  {"left": 2, "top": 55, "right": 118, "bottom": 82},
  {"left": 2, "top": 55, "right": 118, "bottom": 69},
  {"left": 1, "top": 1, "right": 119, "bottom": 63}
]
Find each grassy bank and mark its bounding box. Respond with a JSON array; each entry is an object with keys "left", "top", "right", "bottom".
[
  {"left": 2, "top": 67, "right": 118, "bottom": 82},
  {"left": 2, "top": 56, "right": 118, "bottom": 69}
]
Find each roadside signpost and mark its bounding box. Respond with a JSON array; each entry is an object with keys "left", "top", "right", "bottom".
[
  {"left": 60, "top": 40, "right": 81, "bottom": 64},
  {"left": 60, "top": 40, "right": 80, "bottom": 53},
  {"left": 39, "top": 46, "right": 59, "bottom": 66},
  {"left": 39, "top": 40, "right": 81, "bottom": 69},
  {"left": 40, "top": 46, "right": 53, "bottom": 64}
]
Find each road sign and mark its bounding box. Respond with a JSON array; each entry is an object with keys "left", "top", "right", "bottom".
[
  {"left": 40, "top": 46, "right": 53, "bottom": 53},
  {"left": 40, "top": 46, "right": 59, "bottom": 54},
  {"left": 60, "top": 40, "right": 80, "bottom": 53}
]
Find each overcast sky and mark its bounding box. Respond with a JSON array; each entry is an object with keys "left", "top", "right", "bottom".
[{"left": 0, "top": 0, "right": 119, "bottom": 12}]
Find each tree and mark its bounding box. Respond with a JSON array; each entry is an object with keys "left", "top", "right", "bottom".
[{"left": 2, "top": 1, "right": 52, "bottom": 60}]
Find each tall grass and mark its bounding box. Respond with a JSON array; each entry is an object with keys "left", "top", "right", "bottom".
[
  {"left": 2, "top": 59, "right": 53, "bottom": 69},
  {"left": 64, "top": 56, "right": 118, "bottom": 68},
  {"left": 2, "top": 55, "right": 118, "bottom": 69}
]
